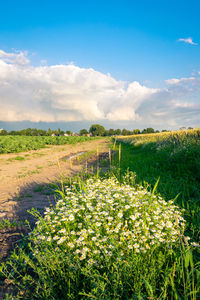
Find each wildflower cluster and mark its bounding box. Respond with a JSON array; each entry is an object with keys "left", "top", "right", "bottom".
[{"left": 35, "top": 177, "right": 186, "bottom": 266}]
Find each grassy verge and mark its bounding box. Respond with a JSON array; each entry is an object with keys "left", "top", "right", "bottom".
[{"left": 112, "top": 138, "right": 200, "bottom": 242}]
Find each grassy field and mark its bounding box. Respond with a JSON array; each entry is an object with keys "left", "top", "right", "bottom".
[
  {"left": 0, "top": 135, "right": 97, "bottom": 154},
  {"left": 0, "top": 130, "right": 200, "bottom": 299},
  {"left": 115, "top": 129, "right": 200, "bottom": 240}
]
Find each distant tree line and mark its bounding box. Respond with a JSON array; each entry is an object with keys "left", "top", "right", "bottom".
[
  {"left": 0, "top": 128, "right": 72, "bottom": 136},
  {"left": 88, "top": 124, "right": 168, "bottom": 136},
  {"left": 0, "top": 125, "right": 193, "bottom": 137}
]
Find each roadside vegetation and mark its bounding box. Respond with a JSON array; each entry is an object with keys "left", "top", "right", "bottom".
[{"left": 0, "top": 129, "right": 200, "bottom": 299}]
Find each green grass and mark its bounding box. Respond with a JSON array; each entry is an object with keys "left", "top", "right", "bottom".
[
  {"left": 0, "top": 136, "right": 99, "bottom": 154},
  {"left": 112, "top": 139, "right": 200, "bottom": 243},
  {"left": 7, "top": 156, "right": 26, "bottom": 162}
]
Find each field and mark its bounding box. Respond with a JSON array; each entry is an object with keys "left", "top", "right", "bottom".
[
  {"left": 115, "top": 130, "right": 200, "bottom": 240},
  {"left": 0, "top": 130, "right": 200, "bottom": 299},
  {"left": 0, "top": 135, "right": 97, "bottom": 154}
]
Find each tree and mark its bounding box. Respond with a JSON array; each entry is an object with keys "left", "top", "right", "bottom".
[
  {"left": 133, "top": 129, "right": 140, "bottom": 135},
  {"left": 0, "top": 129, "right": 8, "bottom": 136},
  {"left": 146, "top": 128, "right": 155, "bottom": 133},
  {"left": 47, "top": 128, "right": 54, "bottom": 136},
  {"left": 54, "top": 128, "right": 64, "bottom": 136},
  {"left": 9, "top": 130, "right": 19, "bottom": 135},
  {"left": 89, "top": 124, "right": 105, "bottom": 136},
  {"left": 122, "top": 129, "right": 132, "bottom": 135},
  {"left": 142, "top": 128, "right": 155, "bottom": 134},
  {"left": 121, "top": 128, "right": 129, "bottom": 136},
  {"left": 66, "top": 130, "right": 72, "bottom": 135},
  {"left": 115, "top": 129, "right": 121, "bottom": 135},
  {"left": 107, "top": 128, "right": 115, "bottom": 136},
  {"left": 80, "top": 129, "right": 88, "bottom": 136},
  {"left": 103, "top": 130, "right": 109, "bottom": 136}
]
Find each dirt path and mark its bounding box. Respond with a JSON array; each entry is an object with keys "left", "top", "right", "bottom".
[{"left": 0, "top": 138, "right": 109, "bottom": 222}]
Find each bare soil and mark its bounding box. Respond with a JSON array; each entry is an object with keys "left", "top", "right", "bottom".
[{"left": 0, "top": 138, "right": 110, "bottom": 261}]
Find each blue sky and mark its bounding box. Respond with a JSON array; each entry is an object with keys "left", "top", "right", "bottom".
[{"left": 0, "top": 0, "right": 200, "bottom": 130}]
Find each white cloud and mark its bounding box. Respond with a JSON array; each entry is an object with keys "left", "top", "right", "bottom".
[
  {"left": 0, "top": 49, "right": 30, "bottom": 65},
  {"left": 107, "top": 106, "right": 138, "bottom": 121},
  {"left": 171, "top": 100, "right": 198, "bottom": 108},
  {"left": 177, "top": 37, "right": 198, "bottom": 45},
  {"left": 0, "top": 49, "right": 200, "bottom": 129},
  {"left": 165, "top": 77, "right": 196, "bottom": 85},
  {"left": 165, "top": 78, "right": 181, "bottom": 85},
  {"left": 0, "top": 50, "right": 157, "bottom": 123}
]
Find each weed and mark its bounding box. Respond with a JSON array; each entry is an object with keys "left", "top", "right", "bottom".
[
  {"left": 7, "top": 156, "right": 25, "bottom": 162},
  {"left": 0, "top": 219, "right": 24, "bottom": 230}
]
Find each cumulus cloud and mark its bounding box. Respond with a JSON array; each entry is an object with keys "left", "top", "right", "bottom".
[
  {"left": 0, "top": 49, "right": 200, "bottom": 129},
  {"left": 0, "top": 50, "right": 158, "bottom": 123},
  {"left": 177, "top": 37, "right": 198, "bottom": 45}
]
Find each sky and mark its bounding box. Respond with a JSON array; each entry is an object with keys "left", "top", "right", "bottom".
[{"left": 0, "top": 0, "right": 200, "bottom": 131}]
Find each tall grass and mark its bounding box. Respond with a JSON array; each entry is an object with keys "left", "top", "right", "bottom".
[{"left": 114, "top": 129, "right": 200, "bottom": 242}]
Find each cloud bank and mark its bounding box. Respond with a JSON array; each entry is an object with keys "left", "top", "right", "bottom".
[{"left": 0, "top": 49, "right": 200, "bottom": 129}]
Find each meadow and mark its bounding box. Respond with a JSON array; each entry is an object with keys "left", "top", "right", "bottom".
[
  {"left": 0, "top": 135, "right": 96, "bottom": 154},
  {"left": 0, "top": 129, "right": 200, "bottom": 299},
  {"left": 115, "top": 129, "right": 200, "bottom": 241}
]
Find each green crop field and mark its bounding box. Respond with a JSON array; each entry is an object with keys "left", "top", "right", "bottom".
[
  {"left": 1, "top": 129, "right": 200, "bottom": 299},
  {"left": 0, "top": 135, "right": 97, "bottom": 154}
]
